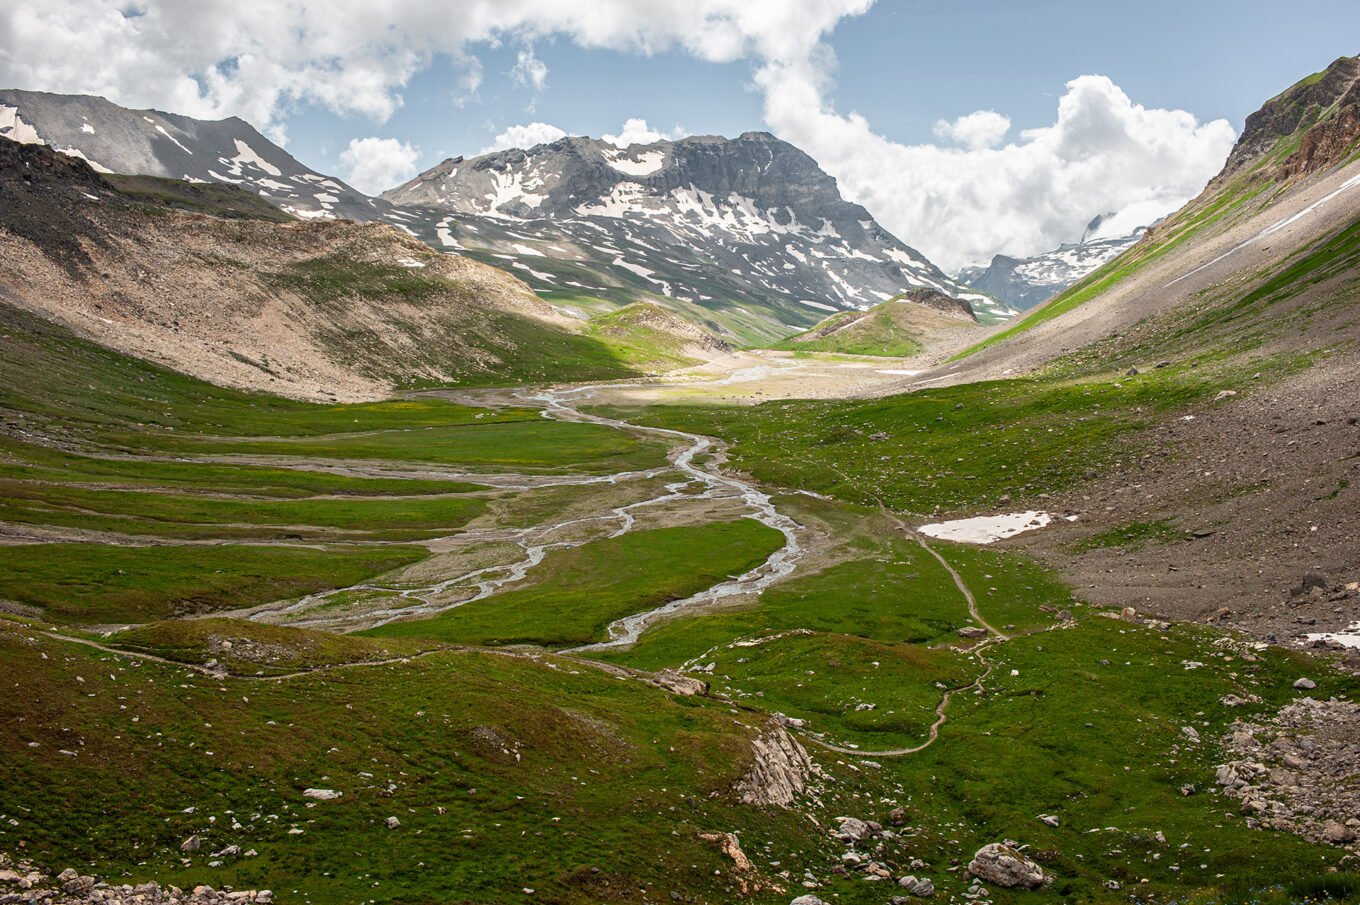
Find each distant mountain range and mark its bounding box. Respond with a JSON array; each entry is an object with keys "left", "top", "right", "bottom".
[
  {"left": 956, "top": 215, "right": 1147, "bottom": 311},
  {"left": 0, "top": 89, "right": 1013, "bottom": 343}
]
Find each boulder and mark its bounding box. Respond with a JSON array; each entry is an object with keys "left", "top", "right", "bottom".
[
  {"left": 1294, "top": 678, "right": 1317, "bottom": 690},
  {"left": 897, "top": 875, "right": 935, "bottom": 896},
  {"left": 180, "top": 834, "right": 201, "bottom": 853},
  {"left": 303, "top": 788, "right": 343, "bottom": 800},
  {"left": 653, "top": 669, "right": 709, "bottom": 696},
  {"left": 385, "top": 816, "right": 401, "bottom": 829},
  {"left": 790, "top": 896, "right": 829, "bottom": 905},
  {"left": 833, "top": 817, "right": 873, "bottom": 843},
  {"left": 967, "top": 843, "right": 1046, "bottom": 889},
  {"left": 1321, "top": 820, "right": 1356, "bottom": 844}
]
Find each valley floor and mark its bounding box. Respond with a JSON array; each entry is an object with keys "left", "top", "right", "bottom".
[{"left": 3, "top": 315, "right": 1359, "bottom": 904}]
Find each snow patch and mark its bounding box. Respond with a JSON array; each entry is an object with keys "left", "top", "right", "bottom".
[
  {"left": 603, "top": 147, "right": 666, "bottom": 176},
  {"left": 918, "top": 511, "right": 1052, "bottom": 544},
  {"left": 1304, "top": 622, "right": 1360, "bottom": 649},
  {"left": 0, "top": 105, "right": 43, "bottom": 144},
  {"left": 222, "top": 139, "right": 282, "bottom": 177},
  {"left": 154, "top": 124, "right": 193, "bottom": 155}
]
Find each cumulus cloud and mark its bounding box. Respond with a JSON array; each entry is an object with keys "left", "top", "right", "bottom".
[
  {"left": 602, "top": 118, "right": 684, "bottom": 147},
  {"left": 760, "top": 67, "right": 1236, "bottom": 270},
  {"left": 509, "top": 46, "right": 548, "bottom": 91},
  {"left": 338, "top": 137, "right": 420, "bottom": 194},
  {"left": 0, "top": 1, "right": 870, "bottom": 137},
  {"left": 932, "top": 110, "right": 1010, "bottom": 151},
  {"left": 1, "top": 0, "right": 1236, "bottom": 267},
  {"left": 481, "top": 122, "right": 568, "bottom": 154}
]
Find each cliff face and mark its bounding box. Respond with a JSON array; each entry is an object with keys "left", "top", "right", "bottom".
[{"left": 1218, "top": 55, "right": 1360, "bottom": 182}]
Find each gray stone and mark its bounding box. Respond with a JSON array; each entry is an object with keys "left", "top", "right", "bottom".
[{"left": 967, "top": 843, "right": 1046, "bottom": 889}]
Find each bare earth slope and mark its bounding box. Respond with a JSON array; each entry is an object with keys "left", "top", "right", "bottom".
[{"left": 0, "top": 138, "right": 632, "bottom": 401}]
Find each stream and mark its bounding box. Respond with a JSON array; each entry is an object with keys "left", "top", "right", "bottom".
[{"left": 248, "top": 359, "right": 809, "bottom": 645}]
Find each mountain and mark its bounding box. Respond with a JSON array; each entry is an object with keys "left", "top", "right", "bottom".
[
  {"left": 383, "top": 132, "right": 1014, "bottom": 342},
  {"left": 0, "top": 136, "right": 648, "bottom": 400},
  {"left": 957, "top": 220, "right": 1147, "bottom": 311},
  {"left": 0, "top": 89, "right": 385, "bottom": 221},
  {"left": 2, "top": 90, "right": 1012, "bottom": 345}
]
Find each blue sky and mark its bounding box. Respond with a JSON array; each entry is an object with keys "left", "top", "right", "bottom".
[
  {"left": 284, "top": 1, "right": 1360, "bottom": 176},
  {"left": 4, "top": 0, "right": 1357, "bottom": 267}
]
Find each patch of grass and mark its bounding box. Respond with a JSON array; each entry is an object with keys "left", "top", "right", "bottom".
[
  {"left": 1071, "top": 519, "right": 1194, "bottom": 552},
  {"left": 768, "top": 296, "right": 968, "bottom": 358},
  {"left": 106, "top": 174, "right": 295, "bottom": 222},
  {"left": 0, "top": 478, "right": 487, "bottom": 540},
  {"left": 0, "top": 544, "right": 426, "bottom": 624},
  {"left": 138, "top": 419, "right": 670, "bottom": 475},
  {"left": 599, "top": 367, "right": 1225, "bottom": 516},
  {"left": 110, "top": 618, "right": 438, "bottom": 675},
  {"left": 364, "top": 520, "right": 785, "bottom": 648},
  {"left": 0, "top": 435, "right": 484, "bottom": 498},
  {"left": 582, "top": 302, "right": 708, "bottom": 372}
]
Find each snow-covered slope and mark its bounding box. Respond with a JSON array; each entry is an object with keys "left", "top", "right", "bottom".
[
  {"left": 957, "top": 221, "right": 1146, "bottom": 311},
  {"left": 384, "top": 133, "right": 1013, "bottom": 341},
  {"left": 0, "top": 89, "right": 382, "bottom": 221}
]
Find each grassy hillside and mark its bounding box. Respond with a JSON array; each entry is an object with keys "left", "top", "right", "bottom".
[
  {"left": 582, "top": 301, "right": 729, "bottom": 372},
  {"left": 774, "top": 293, "right": 978, "bottom": 358}
]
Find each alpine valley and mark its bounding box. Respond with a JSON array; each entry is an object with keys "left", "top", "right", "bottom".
[{"left": 1, "top": 36, "right": 1360, "bottom": 905}]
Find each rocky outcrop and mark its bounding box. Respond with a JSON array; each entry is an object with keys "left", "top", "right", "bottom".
[
  {"left": 732, "top": 718, "right": 815, "bottom": 808},
  {"left": 1216, "top": 696, "right": 1360, "bottom": 848},
  {"left": 966, "top": 843, "right": 1047, "bottom": 889},
  {"left": 650, "top": 668, "right": 710, "bottom": 696},
  {"left": 1282, "top": 102, "right": 1360, "bottom": 178},
  {"left": 0, "top": 853, "right": 273, "bottom": 904},
  {"left": 899, "top": 288, "right": 978, "bottom": 323},
  {"left": 1218, "top": 54, "right": 1360, "bottom": 181}
]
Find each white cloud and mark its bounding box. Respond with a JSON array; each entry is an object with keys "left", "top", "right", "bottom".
[
  {"left": 481, "top": 122, "right": 567, "bottom": 155},
  {"left": 509, "top": 46, "right": 548, "bottom": 91},
  {"left": 602, "top": 118, "right": 684, "bottom": 147},
  {"left": 760, "top": 66, "right": 1236, "bottom": 270},
  {"left": 338, "top": 137, "right": 420, "bottom": 195},
  {"left": 932, "top": 110, "right": 1010, "bottom": 151},
  {"left": 0, "top": 1, "right": 870, "bottom": 137},
  {"left": 1, "top": 0, "right": 1235, "bottom": 268}
]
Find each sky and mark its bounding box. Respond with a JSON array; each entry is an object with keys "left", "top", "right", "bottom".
[{"left": 3, "top": 1, "right": 1358, "bottom": 270}]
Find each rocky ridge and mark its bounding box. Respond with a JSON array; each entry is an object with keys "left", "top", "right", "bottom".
[
  {"left": 0, "top": 90, "right": 379, "bottom": 221},
  {"left": 0, "top": 138, "right": 605, "bottom": 401}
]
